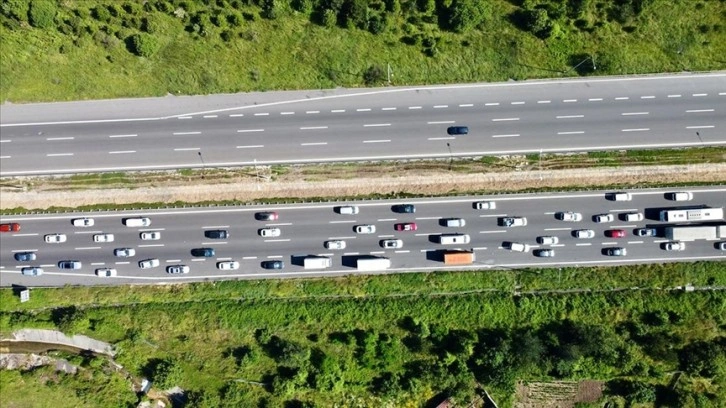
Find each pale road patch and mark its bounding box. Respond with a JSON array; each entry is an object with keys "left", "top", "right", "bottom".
[{"left": 1, "top": 164, "right": 724, "bottom": 210}]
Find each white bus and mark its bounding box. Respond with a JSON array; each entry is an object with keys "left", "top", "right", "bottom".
[{"left": 659, "top": 207, "right": 723, "bottom": 222}]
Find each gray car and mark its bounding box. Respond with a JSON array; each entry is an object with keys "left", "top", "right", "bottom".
[
  {"left": 58, "top": 260, "right": 82, "bottom": 269},
  {"left": 14, "top": 252, "right": 37, "bottom": 262}
]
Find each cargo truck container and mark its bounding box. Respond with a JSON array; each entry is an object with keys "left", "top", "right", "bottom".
[
  {"left": 664, "top": 225, "right": 726, "bottom": 241},
  {"left": 355, "top": 257, "right": 391, "bottom": 271},
  {"left": 303, "top": 256, "right": 332, "bottom": 269},
  {"left": 659, "top": 207, "right": 723, "bottom": 222},
  {"left": 443, "top": 251, "right": 475, "bottom": 265}
]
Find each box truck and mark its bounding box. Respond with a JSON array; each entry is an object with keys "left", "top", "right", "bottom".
[
  {"left": 443, "top": 251, "right": 475, "bottom": 265},
  {"left": 355, "top": 257, "right": 391, "bottom": 271},
  {"left": 303, "top": 256, "right": 332, "bottom": 269}
]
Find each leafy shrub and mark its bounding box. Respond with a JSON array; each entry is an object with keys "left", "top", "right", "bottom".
[
  {"left": 447, "top": 0, "right": 490, "bottom": 32},
  {"left": 322, "top": 8, "right": 337, "bottom": 27},
  {"left": 92, "top": 6, "right": 111, "bottom": 22},
  {"left": 291, "top": 0, "right": 313, "bottom": 14},
  {"left": 340, "top": 0, "right": 368, "bottom": 29},
  {"left": 363, "top": 64, "right": 386, "bottom": 85},
  {"left": 1, "top": 0, "right": 29, "bottom": 21},
  {"left": 28, "top": 0, "right": 57, "bottom": 28},
  {"left": 128, "top": 33, "right": 161, "bottom": 57},
  {"left": 261, "top": 0, "right": 279, "bottom": 19}
]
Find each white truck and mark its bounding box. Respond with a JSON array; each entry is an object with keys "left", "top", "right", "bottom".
[
  {"left": 664, "top": 225, "right": 726, "bottom": 241},
  {"left": 303, "top": 256, "right": 332, "bottom": 269},
  {"left": 355, "top": 257, "right": 391, "bottom": 271}
]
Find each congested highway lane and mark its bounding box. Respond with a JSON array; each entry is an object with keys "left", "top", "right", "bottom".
[
  {"left": 1, "top": 73, "right": 725, "bottom": 175},
  {"left": 1, "top": 186, "right": 725, "bottom": 287}
]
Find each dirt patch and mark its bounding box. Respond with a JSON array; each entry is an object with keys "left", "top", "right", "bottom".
[{"left": 515, "top": 380, "right": 604, "bottom": 408}]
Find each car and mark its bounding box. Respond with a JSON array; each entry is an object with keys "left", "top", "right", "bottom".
[
  {"left": 58, "top": 260, "right": 82, "bottom": 269},
  {"left": 666, "top": 192, "right": 693, "bottom": 201},
  {"left": 325, "top": 240, "right": 347, "bottom": 250},
  {"left": 95, "top": 268, "right": 117, "bottom": 277},
  {"left": 620, "top": 212, "right": 644, "bottom": 222},
  {"left": 593, "top": 213, "right": 614, "bottom": 223},
  {"left": 500, "top": 217, "right": 527, "bottom": 227},
  {"left": 204, "top": 230, "right": 229, "bottom": 239},
  {"left": 664, "top": 241, "right": 686, "bottom": 251},
  {"left": 534, "top": 249, "right": 555, "bottom": 257},
  {"left": 14, "top": 252, "right": 37, "bottom": 262},
  {"left": 93, "top": 233, "right": 115, "bottom": 243},
  {"left": 336, "top": 205, "right": 360, "bottom": 215},
  {"left": 114, "top": 248, "right": 136, "bottom": 257},
  {"left": 380, "top": 239, "right": 403, "bottom": 249},
  {"left": 0, "top": 223, "right": 20, "bottom": 232},
  {"left": 354, "top": 224, "right": 376, "bottom": 234},
  {"left": 261, "top": 260, "right": 285, "bottom": 270},
  {"left": 140, "top": 231, "right": 161, "bottom": 240},
  {"left": 167, "top": 265, "right": 190, "bottom": 274},
  {"left": 259, "top": 227, "right": 281, "bottom": 237},
  {"left": 606, "top": 247, "right": 627, "bottom": 256},
  {"left": 606, "top": 229, "right": 626, "bottom": 238},
  {"left": 72, "top": 217, "right": 94, "bottom": 227},
  {"left": 473, "top": 201, "right": 496, "bottom": 210},
  {"left": 555, "top": 211, "right": 583, "bottom": 222},
  {"left": 574, "top": 229, "right": 595, "bottom": 239},
  {"left": 394, "top": 222, "right": 417, "bottom": 231},
  {"left": 718, "top": 242, "right": 726, "bottom": 251},
  {"left": 255, "top": 211, "right": 279, "bottom": 221},
  {"left": 439, "top": 234, "right": 471, "bottom": 244},
  {"left": 392, "top": 204, "right": 416, "bottom": 214},
  {"left": 606, "top": 192, "right": 632, "bottom": 201},
  {"left": 191, "top": 248, "right": 215, "bottom": 257},
  {"left": 447, "top": 126, "right": 469, "bottom": 135},
  {"left": 442, "top": 218, "right": 466, "bottom": 227},
  {"left": 505, "top": 242, "right": 529, "bottom": 252},
  {"left": 44, "top": 233, "right": 67, "bottom": 243},
  {"left": 536, "top": 236, "right": 559, "bottom": 245},
  {"left": 139, "top": 258, "right": 160, "bottom": 269},
  {"left": 634, "top": 228, "right": 657, "bottom": 237},
  {"left": 21, "top": 267, "right": 43, "bottom": 276},
  {"left": 217, "top": 261, "right": 240, "bottom": 270},
  {"left": 124, "top": 217, "right": 151, "bottom": 227}
]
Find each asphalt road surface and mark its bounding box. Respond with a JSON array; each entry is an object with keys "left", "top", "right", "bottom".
[
  {"left": 1, "top": 187, "right": 724, "bottom": 287},
  {"left": 1, "top": 73, "right": 725, "bottom": 176}
]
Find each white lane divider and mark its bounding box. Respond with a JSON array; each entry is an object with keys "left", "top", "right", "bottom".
[
  {"left": 428, "top": 137, "right": 455, "bottom": 140},
  {"left": 692, "top": 93, "right": 707, "bottom": 97},
  {"left": 173, "top": 131, "right": 201, "bottom": 135},
  {"left": 174, "top": 147, "right": 200, "bottom": 151},
  {"left": 237, "top": 129, "right": 264, "bottom": 133},
  {"left": 109, "top": 150, "right": 136, "bottom": 154},
  {"left": 408, "top": 106, "right": 422, "bottom": 110},
  {"left": 363, "top": 139, "right": 391, "bottom": 143},
  {"left": 621, "top": 112, "right": 649, "bottom": 116},
  {"left": 47, "top": 153, "right": 73, "bottom": 157},
  {"left": 381, "top": 107, "right": 396, "bottom": 111},
  {"left": 686, "top": 109, "right": 714, "bottom": 113},
  {"left": 459, "top": 104, "right": 473, "bottom": 107},
  {"left": 306, "top": 110, "right": 320, "bottom": 114},
  {"left": 557, "top": 131, "right": 585, "bottom": 135},
  {"left": 280, "top": 112, "right": 294, "bottom": 115},
  {"left": 229, "top": 113, "right": 244, "bottom": 117},
  {"left": 686, "top": 125, "right": 714, "bottom": 129},
  {"left": 427, "top": 121, "right": 455, "bottom": 124},
  {"left": 363, "top": 123, "right": 391, "bottom": 127},
  {"left": 254, "top": 112, "right": 269, "bottom": 116},
  {"left": 492, "top": 118, "right": 519, "bottom": 122},
  {"left": 537, "top": 100, "right": 551, "bottom": 104},
  {"left": 556, "top": 115, "right": 584, "bottom": 119},
  {"left": 357, "top": 108, "right": 372, "bottom": 112},
  {"left": 301, "top": 142, "right": 327, "bottom": 146},
  {"left": 203, "top": 115, "right": 217, "bottom": 118},
  {"left": 485, "top": 102, "right": 500, "bottom": 106},
  {"left": 46, "top": 137, "right": 74, "bottom": 141},
  {"left": 300, "top": 126, "right": 328, "bottom": 130},
  {"left": 109, "top": 134, "right": 137, "bottom": 138},
  {"left": 236, "top": 145, "right": 264, "bottom": 149},
  {"left": 622, "top": 128, "right": 650, "bottom": 132},
  {"left": 434, "top": 105, "right": 448, "bottom": 108},
  {"left": 331, "top": 109, "right": 345, "bottom": 113}
]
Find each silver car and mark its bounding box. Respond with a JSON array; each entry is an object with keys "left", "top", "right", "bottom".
[
  {"left": 45, "top": 233, "right": 67, "bottom": 243},
  {"left": 93, "top": 233, "right": 115, "bottom": 243},
  {"left": 139, "top": 258, "right": 160, "bottom": 269},
  {"left": 574, "top": 229, "right": 595, "bottom": 239},
  {"left": 166, "top": 265, "right": 190, "bottom": 274},
  {"left": 474, "top": 201, "right": 496, "bottom": 210},
  {"left": 217, "top": 261, "right": 240, "bottom": 270},
  {"left": 95, "top": 268, "right": 117, "bottom": 277},
  {"left": 354, "top": 224, "right": 376, "bottom": 234},
  {"left": 324, "top": 240, "right": 347, "bottom": 250},
  {"left": 114, "top": 248, "right": 136, "bottom": 257},
  {"left": 380, "top": 239, "right": 403, "bottom": 249},
  {"left": 140, "top": 231, "right": 161, "bottom": 240},
  {"left": 21, "top": 267, "right": 43, "bottom": 276}
]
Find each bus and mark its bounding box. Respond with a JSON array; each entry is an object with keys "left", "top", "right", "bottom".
[{"left": 659, "top": 207, "right": 724, "bottom": 222}]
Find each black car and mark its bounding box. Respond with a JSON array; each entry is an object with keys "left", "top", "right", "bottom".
[
  {"left": 261, "top": 260, "right": 285, "bottom": 270},
  {"left": 191, "top": 248, "right": 216, "bottom": 257},
  {"left": 447, "top": 126, "right": 469, "bottom": 135},
  {"left": 14, "top": 252, "right": 37, "bottom": 262},
  {"left": 204, "top": 230, "right": 229, "bottom": 239},
  {"left": 392, "top": 204, "right": 416, "bottom": 214}
]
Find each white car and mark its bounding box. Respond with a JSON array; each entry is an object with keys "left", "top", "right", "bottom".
[
  {"left": 354, "top": 224, "right": 376, "bottom": 234},
  {"left": 534, "top": 249, "right": 555, "bottom": 257},
  {"left": 114, "top": 248, "right": 136, "bottom": 257},
  {"left": 325, "top": 240, "right": 347, "bottom": 250},
  {"left": 93, "top": 233, "right": 114, "bottom": 243},
  {"left": 95, "top": 268, "right": 117, "bottom": 277},
  {"left": 574, "top": 229, "right": 595, "bottom": 239},
  {"left": 594, "top": 213, "right": 614, "bottom": 223},
  {"left": 124, "top": 217, "right": 151, "bottom": 227},
  {"left": 500, "top": 217, "right": 527, "bottom": 227},
  {"left": 718, "top": 242, "right": 726, "bottom": 251},
  {"left": 620, "top": 212, "right": 644, "bottom": 222},
  {"left": 259, "top": 227, "right": 281, "bottom": 237},
  {"left": 337, "top": 205, "right": 360, "bottom": 215},
  {"left": 474, "top": 201, "right": 496, "bottom": 210},
  {"left": 140, "top": 231, "right": 161, "bottom": 241},
  {"left": 166, "top": 265, "right": 190, "bottom": 274},
  {"left": 380, "top": 239, "right": 403, "bottom": 249},
  {"left": 72, "top": 217, "right": 95, "bottom": 227},
  {"left": 44, "top": 233, "right": 67, "bottom": 243},
  {"left": 607, "top": 192, "right": 632, "bottom": 201},
  {"left": 556, "top": 211, "right": 583, "bottom": 222},
  {"left": 536, "top": 236, "right": 559, "bottom": 245},
  {"left": 217, "top": 261, "right": 240, "bottom": 270},
  {"left": 666, "top": 192, "right": 693, "bottom": 201},
  {"left": 506, "top": 242, "right": 529, "bottom": 252},
  {"left": 665, "top": 241, "right": 686, "bottom": 251},
  {"left": 21, "top": 267, "right": 43, "bottom": 276},
  {"left": 139, "top": 258, "right": 160, "bottom": 269}
]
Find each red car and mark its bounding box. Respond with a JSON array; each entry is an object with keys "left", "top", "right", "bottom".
[
  {"left": 606, "top": 229, "right": 626, "bottom": 238},
  {"left": 0, "top": 223, "right": 20, "bottom": 232},
  {"left": 394, "top": 222, "right": 417, "bottom": 231}
]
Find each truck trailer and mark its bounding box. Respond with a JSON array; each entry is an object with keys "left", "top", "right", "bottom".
[
  {"left": 355, "top": 257, "right": 391, "bottom": 271},
  {"left": 303, "top": 256, "right": 332, "bottom": 269},
  {"left": 443, "top": 251, "right": 475, "bottom": 265},
  {"left": 664, "top": 225, "right": 726, "bottom": 241}
]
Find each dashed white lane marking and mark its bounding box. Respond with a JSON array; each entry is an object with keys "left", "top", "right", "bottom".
[
  {"left": 264, "top": 239, "right": 291, "bottom": 242},
  {"left": 301, "top": 142, "right": 327, "bottom": 146},
  {"left": 331, "top": 109, "right": 345, "bottom": 113},
  {"left": 381, "top": 107, "right": 396, "bottom": 111},
  {"left": 267, "top": 255, "right": 284, "bottom": 259},
  {"left": 254, "top": 113, "right": 269, "bottom": 116},
  {"left": 686, "top": 125, "right": 714, "bottom": 129},
  {"left": 379, "top": 234, "right": 395, "bottom": 238},
  {"left": 0, "top": 139, "right": 11, "bottom": 142},
  {"left": 115, "top": 261, "right": 131, "bottom": 265},
  {"left": 409, "top": 106, "right": 422, "bottom": 110},
  {"left": 328, "top": 236, "right": 356, "bottom": 240},
  {"left": 280, "top": 112, "right": 294, "bottom": 115},
  {"left": 109, "top": 134, "right": 137, "bottom": 138},
  {"left": 602, "top": 242, "right": 618, "bottom": 245},
  {"left": 12, "top": 233, "right": 38, "bottom": 237},
  {"left": 377, "top": 218, "right": 397, "bottom": 222},
  {"left": 201, "top": 242, "right": 226, "bottom": 246},
  {"left": 47, "top": 153, "right": 73, "bottom": 157},
  {"left": 588, "top": 98, "right": 603, "bottom": 101},
  {"left": 0, "top": 155, "right": 10, "bottom": 158},
  {"left": 395, "top": 250, "right": 410, "bottom": 254},
  {"left": 174, "top": 147, "right": 200, "bottom": 151},
  {"left": 202, "top": 225, "right": 230, "bottom": 229},
  {"left": 668, "top": 94, "right": 681, "bottom": 98},
  {"left": 343, "top": 252, "right": 360, "bottom": 256},
  {"left": 459, "top": 104, "right": 473, "bottom": 107},
  {"left": 621, "top": 112, "right": 649, "bottom": 116},
  {"left": 242, "top": 256, "right": 257, "bottom": 260},
  {"left": 217, "top": 257, "right": 231, "bottom": 261},
  {"left": 557, "top": 131, "right": 585, "bottom": 135},
  {"left": 363, "top": 123, "right": 391, "bottom": 127},
  {"left": 91, "top": 262, "right": 105, "bottom": 266},
  {"left": 693, "top": 93, "right": 707, "bottom": 97},
  {"left": 370, "top": 251, "right": 385, "bottom": 255},
  {"left": 434, "top": 105, "right": 448, "bottom": 108},
  {"left": 237, "top": 129, "right": 264, "bottom": 133},
  {"left": 492, "top": 134, "right": 520, "bottom": 138},
  {"left": 427, "top": 121, "right": 455, "bottom": 124},
  {"left": 203, "top": 115, "right": 217, "bottom": 118},
  {"left": 492, "top": 117, "right": 519, "bottom": 121},
  {"left": 357, "top": 108, "right": 372, "bottom": 112},
  {"left": 641, "top": 95, "right": 655, "bottom": 99},
  {"left": 537, "top": 100, "right": 551, "bottom": 104},
  {"left": 575, "top": 243, "right": 592, "bottom": 246},
  {"left": 686, "top": 109, "right": 714, "bottom": 113},
  {"left": 556, "top": 115, "right": 584, "bottom": 119},
  {"left": 363, "top": 139, "right": 391, "bottom": 143},
  {"left": 622, "top": 128, "right": 650, "bottom": 132},
  {"left": 472, "top": 247, "right": 488, "bottom": 250},
  {"left": 563, "top": 99, "right": 577, "bottom": 103},
  {"left": 511, "top": 101, "right": 525, "bottom": 105},
  {"left": 306, "top": 110, "right": 320, "bottom": 114},
  {"left": 545, "top": 227, "right": 571, "bottom": 231},
  {"left": 300, "top": 126, "right": 328, "bottom": 130},
  {"left": 229, "top": 113, "right": 244, "bottom": 117},
  {"left": 138, "top": 244, "right": 165, "bottom": 248},
  {"left": 615, "top": 97, "right": 629, "bottom": 100},
  {"left": 192, "top": 258, "right": 206, "bottom": 262},
  {"left": 628, "top": 241, "right": 644, "bottom": 244},
  {"left": 719, "top": 92, "right": 726, "bottom": 96},
  {"left": 329, "top": 220, "right": 356, "bottom": 224},
  {"left": 75, "top": 246, "right": 100, "bottom": 250},
  {"left": 479, "top": 214, "right": 506, "bottom": 218},
  {"left": 46, "top": 137, "right": 74, "bottom": 141},
  {"left": 109, "top": 150, "right": 136, "bottom": 154},
  {"left": 236, "top": 145, "right": 264, "bottom": 149},
  {"left": 177, "top": 116, "right": 192, "bottom": 119},
  {"left": 479, "top": 230, "right": 506, "bottom": 234},
  {"left": 485, "top": 102, "right": 500, "bottom": 106},
  {"left": 428, "top": 137, "right": 455, "bottom": 140},
  {"left": 415, "top": 216, "right": 439, "bottom": 220},
  {"left": 173, "top": 131, "right": 201, "bottom": 135}
]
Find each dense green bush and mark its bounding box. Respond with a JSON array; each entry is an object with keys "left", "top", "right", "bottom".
[
  {"left": 28, "top": 0, "right": 56, "bottom": 28},
  {"left": 128, "top": 33, "right": 161, "bottom": 57},
  {"left": 1, "top": 0, "right": 29, "bottom": 21},
  {"left": 447, "top": 0, "right": 490, "bottom": 33}
]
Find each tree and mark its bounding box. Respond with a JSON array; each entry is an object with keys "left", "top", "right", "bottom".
[
  {"left": 312, "top": 354, "right": 344, "bottom": 391},
  {"left": 128, "top": 33, "right": 161, "bottom": 57},
  {"left": 28, "top": 0, "right": 56, "bottom": 28},
  {"left": 447, "top": 0, "right": 489, "bottom": 33},
  {"left": 1, "top": 0, "right": 29, "bottom": 21},
  {"left": 679, "top": 339, "right": 726, "bottom": 378}
]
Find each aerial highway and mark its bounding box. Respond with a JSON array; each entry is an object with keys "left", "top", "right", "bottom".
[
  {"left": 1, "top": 187, "right": 724, "bottom": 287},
  {"left": 1, "top": 73, "right": 725, "bottom": 176}
]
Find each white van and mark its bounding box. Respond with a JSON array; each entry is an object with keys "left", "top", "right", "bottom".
[
  {"left": 337, "top": 205, "right": 359, "bottom": 215},
  {"left": 124, "top": 217, "right": 151, "bottom": 227},
  {"left": 666, "top": 192, "right": 693, "bottom": 201},
  {"left": 607, "top": 192, "right": 632, "bottom": 201},
  {"left": 621, "top": 212, "right": 644, "bottom": 222},
  {"left": 443, "top": 218, "right": 466, "bottom": 227},
  {"left": 439, "top": 234, "right": 471, "bottom": 245}
]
